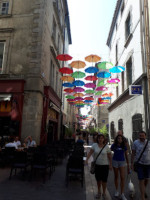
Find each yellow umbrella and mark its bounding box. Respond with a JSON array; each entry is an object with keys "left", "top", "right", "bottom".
[
  {"left": 61, "top": 76, "right": 74, "bottom": 82},
  {"left": 70, "top": 60, "right": 86, "bottom": 69},
  {"left": 85, "top": 54, "right": 101, "bottom": 63},
  {"left": 74, "top": 93, "right": 84, "bottom": 97}
]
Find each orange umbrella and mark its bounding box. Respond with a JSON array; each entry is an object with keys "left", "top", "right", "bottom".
[
  {"left": 70, "top": 60, "right": 86, "bottom": 69},
  {"left": 74, "top": 93, "right": 84, "bottom": 97},
  {"left": 75, "top": 101, "right": 84, "bottom": 104},
  {"left": 61, "top": 76, "right": 74, "bottom": 82},
  {"left": 85, "top": 54, "right": 101, "bottom": 63},
  {"left": 102, "top": 93, "right": 113, "bottom": 97}
]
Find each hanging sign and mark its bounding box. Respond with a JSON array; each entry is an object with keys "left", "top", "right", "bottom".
[{"left": 129, "top": 85, "right": 142, "bottom": 95}]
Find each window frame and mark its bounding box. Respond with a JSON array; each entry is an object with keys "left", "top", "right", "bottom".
[
  {"left": 0, "top": 0, "right": 12, "bottom": 16},
  {"left": 0, "top": 41, "right": 5, "bottom": 73},
  {"left": 125, "top": 12, "right": 131, "bottom": 40},
  {"left": 126, "top": 57, "right": 132, "bottom": 87}
]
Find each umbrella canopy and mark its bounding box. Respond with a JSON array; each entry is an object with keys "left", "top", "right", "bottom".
[
  {"left": 97, "top": 80, "right": 105, "bottom": 86},
  {"left": 64, "top": 88, "right": 74, "bottom": 93},
  {"left": 102, "top": 92, "right": 113, "bottom": 97},
  {"left": 85, "top": 75, "right": 98, "bottom": 81},
  {"left": 96, "top": 86, "right": 108, "bottom": 91},
  {"left": 67, "top": 99, "right": 75, "bottom": 102},
  {"left": 74, "top": 97, "right": 84, "bottom": 101},
  {"left": 70, "top": 60, "right": 86, "bottom": 69},
  {"left": 62, "top": 82, "right": 74, "bottom": 87},
  {"left": 101, "top": 97, "right": 111, "bottom": 100},
  {"left": 85, "top": 67, "right": 99, "bottom": 74},
  {"left": 65, "top": 95, "right": 75, "bottom": 99},
  {"left": 59, "top": 67, "right": 73, "bottom": 74},
  {"left": 107, "top": 78, "right": 120, "bottom": 83},
  {"left": 74, "top": 93, "right": 84, "bottom": 97},
  {"left": 72, "top": 71, "right": 86, "bottom": 78},
  {"left": 73, "top": 87, "right": 85, "bottom": 92},
  {"left": 97, "top": 61, "right": 113, "bottom": 69},
  {"left": 85, "top": 54, "right": 101, "bottom": 63},
  {"left": 84, "top": 89, "right": 95, "bottom": 94},
  {"left": 97, "top": 71, "right": 111, "bottom": 78},
  {"left": 84, "top": 100, "right": 93, "bottom": 103},
  {"left": 72, "top": 80, "right": 85, "bottom": 86},
  {"left": 56, "top": 54, "right": 72, "bottom": 61},
  {"left": 84, "top": 97, "right": 94, "bottom": 100},
  {"left": 84, "top": 83, "right": 96, "bottom": 88},
  {"left": 61, "top": 76, "right": 74, "bottom": 82},
  {"left": 75, "top": 101, "right": 84, "bottom": 104},
  {"left": 109, "top": 66, "right": 125, "bottom": 73}
]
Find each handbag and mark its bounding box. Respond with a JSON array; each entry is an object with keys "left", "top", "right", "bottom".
[
  {"left": 133, "top": 140, "right": 148, "bottom": 172},
  {"left": 90, "top": 144, "right": 106, "bottom": 174}
]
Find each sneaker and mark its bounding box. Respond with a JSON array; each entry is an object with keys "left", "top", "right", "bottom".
[
  {"left": 121, "top": 193, "right": 127, "bottom": 200},
  {"left": 95, "top": 193, "right": 101, "bottom": 199},
  {"left": 114, "top": 191, "right": 119, "bottom": 197}
]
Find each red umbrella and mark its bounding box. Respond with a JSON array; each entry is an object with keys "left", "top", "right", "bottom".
[
  {"left": 85, "top": 76, "right": 98, "bottom": 81},
  {"left": 56, "top": 54, "right": 73, "bottom": 61},
  {"left": 59, "top": 67, "right": 73, "bottom": 74},
  {"left": 64, "top": 88, "right": 74, "bottom": 93},
  {"left": 84, "top": 97, "right": 94, "bottom": 100}
]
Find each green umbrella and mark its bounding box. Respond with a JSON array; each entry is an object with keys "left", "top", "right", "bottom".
[
  {"left": 95, "top": 91, "right": 103, "bottom": 95},
  {"left": 84, "top": 89, "right": 95, "bottom": 94},
  {"left": 72, "top": 71, "right": 86, "bottom": 78},
  {"left": 97, "top": 80, "right": 105, "bottom": 87},
  {"left": 97, "top": 61, "right": 113, "bottom": 69},
  {"left": 65, "top": 95, "right": 75, "bottom": 99}
]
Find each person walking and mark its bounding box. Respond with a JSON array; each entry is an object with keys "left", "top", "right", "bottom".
[
  {"left": 111, "top": 134, "right": 130, "bottom": 200},
  {"left": 85, "top": 134, "right": 112, "bottom": 199},
  {"left": 131, "top": 131, "right": 150, "bottom": 200}
]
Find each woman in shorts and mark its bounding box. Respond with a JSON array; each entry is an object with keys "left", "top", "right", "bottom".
[{"left": 111, "top": 134, "right": 130, "bottom": 200}]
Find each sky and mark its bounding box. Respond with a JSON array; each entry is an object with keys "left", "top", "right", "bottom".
[{"left": 67, "top": 0, "right": 117, "bottom": 115}]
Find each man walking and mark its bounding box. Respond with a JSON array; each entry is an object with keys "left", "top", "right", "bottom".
[{"left": 131, "top": 131, "right": 150, "bottom": 200}]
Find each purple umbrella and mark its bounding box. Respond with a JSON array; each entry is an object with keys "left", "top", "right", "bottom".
[
  {"left": 96, "top": 86, "right": 108, "bottom": 91},
  {"left": 73, "top": 87, "right": 85, "bottom": 92},
  {"left": 84, "top": 83, "right": 96, "bottom": 88},
  {"left": 74, "top": 97, "right": 84, "bottom": 101}
]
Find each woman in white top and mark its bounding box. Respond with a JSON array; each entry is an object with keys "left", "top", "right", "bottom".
[{"left": 86, "top": 134, "right": 112, "bottom": 199}]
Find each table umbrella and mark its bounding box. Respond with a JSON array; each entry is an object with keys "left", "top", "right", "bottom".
[
  {"left": 73, "top": 93, "right": 84, "bottom": 97},
  {"left": 97, "top": 80, "right": 105, "bottom": 86},
  {"left": 73, "top": 87, "right": 85, "bottom": 92},
  {"left": 97, "top": 71, "right": 111, "bottom": 78},
  {"left": 85, "top": 66, "right": 99, "bottom": 74},
  {"left": 74, "top": 97, "right": 84, "bottom": 101},
  {"left": 61, "top": 76, "right": 74, "bottom": 82},
  {"left": 72, "top": 80, "right": 85, "bottom": 86},
  {"left": 97, "top": 61, "right": 113, "bottom": 69},
  {"left": 56, "top": 54, "right": 72, "bottom": 61},
  {"left": 59, "top": 67, "right": 73, "bottom": 74},
  {"left": 65, "top": 95, "right": 75, "bottom": 99},
  {"left": 107, "top": 78, "right": 120, "bottom": 83},
  {"left": 72, "top": 71, "right": 86, "bottom": 78},
  {"left": 85, "top": 75, "right": 98, "bottom": 81},
  {"left": 96, "top": 86, "right": 108, "bottom": 91},
  {"left": 84, "top": 89, "right": 95, "bottom": 94},
  {"left": 64, "top": 88, "right": 74, "bottom": 93},
  {"left": 85, "top": 54, "right": 101, "bottom": 63},
  {"left": 109, "top": 66, "right": 125, "bottom": 73},
  {"left": 84, "top": 83, "right": 96, "bottom": 88},
  {"left": 70, "top": 60, "right": 86, "bottom": 69},
  {"left": 62, "top": 82, "right": 74, "bottom": 87}
]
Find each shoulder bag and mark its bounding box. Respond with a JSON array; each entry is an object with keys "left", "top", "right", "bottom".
[
  {"left": 90, "top": 144, "right": 106, "bottom": 174},
  {"left": 134, "top": 140, "right": 148, "bottom": 172}
]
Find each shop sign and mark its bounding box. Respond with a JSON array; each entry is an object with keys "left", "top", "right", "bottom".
[{"left": 129, "top": 85, "right": 142, "bottom": 95}]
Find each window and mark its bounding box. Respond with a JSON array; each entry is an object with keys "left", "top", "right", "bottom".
[
  {"left": 121, "top": 2, "right": 124, "bottom": 16},
  {"left": 0, "top": 42, "right": 5, "bottom": 73},
  {"left": 110, "top": 121, "right": 115, "bottom": 140},
  {"left": 58, "top": 34, "right": 60, "bottom": 53},
  {"left": 132, "top": 114, "right": 142, "bottom": 140},
  {"left": 125, "top": 13, "right": 131, "bottom": 39},
  {"left": 56, "top": 71, "right": 58, "bottom": 93},
  {"left": 121, "top": 71, "right": 125, "bottom": 92},
  {"left": 116, "top": 86, "right": 119, "bottom": 98},
  {"left": 50, "top": 60, "right": 55, "bottom": 88},
  {"left": 0, "top": 2, "right": 9, "bottom": 15},
  {"left": 126, "top": 57, "right": 132, "bottom": 87},
  {"left": 52, "top": 18, "right": 56, "bottom": 42},
  {"left": 118, "top": 119, "right": 123, "bottom": 130},
  {"left": 116, "top": 44, "right": 118, "bottom": 63}
]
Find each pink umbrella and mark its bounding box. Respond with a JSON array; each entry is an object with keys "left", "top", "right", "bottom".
[
  {"left": 73, "top": 87, "right": 85, "bottom": 92},
  {"left": 74, "top": 97, "right": 84, "bottom": 101},
  {"left": 96, "top": 86, "right": 108, "bottom": 91},
  {"left": 107, "top": 78, "right": 120, "bottom": 83},
  {"left": 84, "top": 83, "right": 96, "bottom": 88}
]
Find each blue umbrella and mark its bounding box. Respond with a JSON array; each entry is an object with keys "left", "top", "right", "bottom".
[
  {"left": 85, "top": 66, "right": 99, "bottom": 74},
  {"left": 109, "top": 66, "right": 125, "bottom": 73},
  {"left": 62, "top": 82, "right": 74, "bottom": 87},
  {"left": 101, "top": 97, "right": 111, "bottom": 100},
  {"left": 72, "top": 80, "right": 85, "bottom": 86},
  {"left": 84, "top": 100, "right": 93, "bottom": 103},
  {"left": 97, "top": 71, "right": 111, "bottom": 78}
]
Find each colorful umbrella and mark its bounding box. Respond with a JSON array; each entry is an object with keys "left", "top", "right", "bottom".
[
  {"left": 102, "top": 92, "right": 113, "bottom": 97},
  {"left": 97, "top": 80, "right": 105, "bottom": 86},
  {"left": 72, "top": 80, "right": 85, "bottom": 86},
  {"left": 62, "top": 82, "right": 74, "bottom": 87},
  {"left": 74, "top": 93, "right": 84, "bottom": 97},
  {"left": 75, "top": 101, "right": 84, "bottom": 104},
  {"left": 84, "top": 100, "right": 93, "bottom": 103},
  {"left": 84, "top": 97, "right": 94, "bottom": 100},
  {"left": 72, "top": 71, "right": 86, "bottom": 78},
  {"left": 85, "top": 75, "right": 98, "bottom": 81},
  {"left": 101, "top": 97, "right": 111, "bottom": 100},
  {"left": 107, "top": 78, "right": 120, "bottom": 83},
  {"left": 70, "top": 60, "right": 86, "bottom": 69},
  {"left": 64, "top": 88, "right": 74, "bottom": 93},
  {"left": 84, "top": 83, "right": 96, "bottom": 88},
  {"left": 85, "top": 67, "right": 99, "bottom": 74},
  {"left": 67, "top": 99, "right": 75, "bottom": 102},
  {"left": 109, "top": 66, "right": 125, "bottom": 73},
  {"left": 59, "top": 67, "right": 73, "bottom": 74},
  {"left": 84, "top": 90, "right": 95, "bottom": 94},
  {"left": 56, "top": 54, "right": 72, "bottom": 61},
  {"left": 61, "top": 76, "right": 74, "bottom": 82},
  {"left": 65, "top": 95, "right": 75, "bottom": 99},
  {"left": 96, "top": 86, "right": 108, "bottom": 91},
  {"left": 74, "top": 97, "right": 84, "bottom": 101},
  {"left": 85, "top": 54, "right": 101, "bottom": 63},
  {"left": 97, "top": 71, "right": 111, "bottom": 78},
  {"left": 73, "top": 87, "right": 85, "bottom": 92},
  {"left": 97, "top": 61, "right": 113, "bottom": 69}
]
